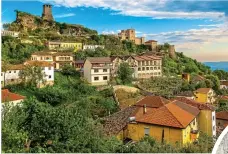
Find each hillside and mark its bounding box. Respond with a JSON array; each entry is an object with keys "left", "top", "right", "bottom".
[{"left": 4, "top": 10, "right": 97, "bottom": 37}]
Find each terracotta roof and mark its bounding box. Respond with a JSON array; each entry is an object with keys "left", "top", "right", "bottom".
[
  {"left": 24, "top": 61, "right": 53, "bottom": 67},
  {"left": 220, "top": 95, "right": 228, "bottom": 100},
  {"left": 9, "top": 64, "right": 24, "bottom": 70},
  {"left": 172, "top": 100, "right": 200, "bottom": 116},
  {"left": 193, "top": 75, "right": 205, "bottom": 82},
  {"left": 216, "top": 111, "right": 228, "bottom": 120},
  {"left": 145, "top": 40, "right": 157, "bottom": 43},
  {"left": 87, "top": 57, "right": 111, "bottom": 63},
  {"left": 136, "top": 101, "right": 199, "bottom": 128},
  {"left": 172, "top": 97, "right": 215, "bottom": 111},
  {"left": 221, "top": 81, "right": 228, "bottom": 86},
  {"left": 135, "top": 96, "right": 170, "bottom": 108},
  {"left": 2, "top": 89, "right": 25, "bottom": 103},
  {"left": 194, "top": 88, "right": 212, "bottom": 94},
  {"left": 103, "top": 106, "right": 137, "bottom": 136},
  {"left": 132, "top": 55, "right": 161, "bottom": 61}
]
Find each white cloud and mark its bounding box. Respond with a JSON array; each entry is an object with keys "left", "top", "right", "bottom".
[
  {"left": 198, "top": 24, "right": 222, "bottom": 27},
  {"left": 54, "top": 13, "right": 76, "bottom": 18},
  {"left": 43, "top": 0, "right": 226, "bottom": 20}
]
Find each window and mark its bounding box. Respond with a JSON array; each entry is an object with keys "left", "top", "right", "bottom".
[
  {"left": 9, "top": 71, "right": 11, "bottom": 73},
  {"left": 154, "top": 67, "right": 157, "bottom": 70},
  {"left": 94, "top": 77, "right": 99, "bottom": 81},
  {"left": 48, "top": 75, "right": 51, "bottom": 79},
  {"left": 48, "top": 67, "right": 52, "bottom": 70},
  {"left": 146, "top": 67, "right": 149, "bottom": 70},
  {"left": 213, "top": 116, "right": 215, "bottom": 121},
  {"left": 213, "top": 126, "right": 215, "bottom": 131},
  {"left": 150, "top": 67, "right": 153, "bottom": 70},
  {"left": 11, "top": 79, "right": 14, "bottom": 82},
  {"left": 14, "top": 71, "right": 16, "bottom": 73},
  {"left": 1, "top": 73, "right": 3, "bottom": 76},
  {"left": 142, "top": 67, "right": 145, "bottom": 71},
  {"left": 103, "top": 76, "right": 108, "bottom": 80},
  {"left": 103, "top": 69, "right": 107, "bottom": 72},
  {"left": 138, "top": 68, "right": 141, "bottom": 71},
  {"left": 193, "top": 120, "right": 195, "bottom": 126},
  {"left": 144, "top": 127, "right": 150, "bottom": 136},
  {"left": 94, "top": 69, "right": 99, "bottom": 73}
]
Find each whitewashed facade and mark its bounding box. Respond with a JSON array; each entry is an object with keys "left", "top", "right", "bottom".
[{"left": 83, "top": 45, "right": 105, "bottom": 51}]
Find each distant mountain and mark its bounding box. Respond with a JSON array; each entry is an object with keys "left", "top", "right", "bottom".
[{"left": 204, "top": 62, "right": 228, "bottom": 71}]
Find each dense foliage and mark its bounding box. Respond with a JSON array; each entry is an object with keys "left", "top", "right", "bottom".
[
  {"left": 2, "top": 36, "right": 45, "bottom": 64},
  {"left": 117, "top": 63, "right": 134, "bottom": 85},
  {"left": 163, "top": 52, "right": 211, "bottom": 76}
]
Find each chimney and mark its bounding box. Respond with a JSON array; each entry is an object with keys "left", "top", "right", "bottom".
[{"left": 143, "top": 104, "right": 147, "bottom": 114}]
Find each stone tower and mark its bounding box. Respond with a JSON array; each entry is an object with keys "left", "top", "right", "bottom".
[
  {"left": 42, "top": 4, "right": 54, "bottom": 21},
  {"left": 169, "top": 45, "right": 176, "bottom": 59}
]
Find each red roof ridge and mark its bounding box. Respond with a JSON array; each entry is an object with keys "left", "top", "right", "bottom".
[{"left": 165, "top": 104, "right": 184, "bottom": 128}]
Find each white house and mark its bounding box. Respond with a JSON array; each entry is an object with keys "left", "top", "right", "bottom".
[
  {"left": 83, "top": 45, "right": 105, "bottom": 51},
  {"left": 111, "top": 55, "right": 162, "bottom": 79},
  {"left": 220, "top": 80, "right": 228, "bottom": 89},
  {"left": 1, "top": 30, "right": 20, "bottom": 37},
  {"left": 83, "top": 57, "right": 111, "bottom": 85},
  {"left": 1, "top": 61, "right": 54, "bottom": 88}
]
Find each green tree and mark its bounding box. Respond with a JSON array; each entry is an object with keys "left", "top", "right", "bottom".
[
  {"left": 117, "top": 63, "right": 134, "bottom": 84},
  {"left": 206, "top": 75, "right": 220, "bottom": 91},
  {"left": 61, "top": 64, "right": 79, "bottom": 76},
  {"left": 19, "top": 64, "right": 45, "bottom": 87}
]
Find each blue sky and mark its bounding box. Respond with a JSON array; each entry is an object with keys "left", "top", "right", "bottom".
[{"left": 2, "top": 0, "right": 228, "bottom": 62}]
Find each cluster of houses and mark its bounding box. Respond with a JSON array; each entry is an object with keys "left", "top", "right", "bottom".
[{"left": 104, "top": 88, "right": 228, "bottom": 146}]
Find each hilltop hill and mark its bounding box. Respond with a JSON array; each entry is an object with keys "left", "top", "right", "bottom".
[{"left": 4, "top": 10, "right": 97, "bottom": 37}]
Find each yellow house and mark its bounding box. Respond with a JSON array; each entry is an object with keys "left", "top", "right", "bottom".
[
  {"left": 174, "top": 97, "right": 216, "bottom": 137},
  {"left": 126, "top": 101, "right": 200, "bottom": 146},
  {"left": 47, "top": 41, "right": 82, "bottom": 52},
  {"left": 194, "top": 88, "right": 216, "bottom": 104}
]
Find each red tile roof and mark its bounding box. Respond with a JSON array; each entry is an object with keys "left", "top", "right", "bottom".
[
  {"left": 194, "top": 88, "right": 212, "bottom": 94},
  {"left": 220, "top": 95, "right": 228, "bottom": 100},
  {"left": 136, "top": 101, "right": 200, "bottom": 128},
  {"left": 87, "top": 57, "right": 111, "bottom": 63},
  {"left": 135, "top": 96, "right": 170, "bottom": 108},
  {"left": 221, "top": 81, "right": 228, "bottom": 86},
  {"left": 2, "top": 89, "right": 25, "bottom": 103},
  {"left": 216, "top": 111, "right": 228, "bottom": 120},
  {"left": 24, "top": 61, "right": 54, "bottom": 67},
  {"left": 172, "top": 97, "right": 215, "bottom": 111}
]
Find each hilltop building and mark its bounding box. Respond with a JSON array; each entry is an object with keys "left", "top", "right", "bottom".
[
  {"left": 118, "top": 29, "right": 145, "bottom": 45},
  {"left": 1, "top": 30, "right": 20, "bottom": 37},
  {"left": 31, "top": 51, "right": 74, "bottom": 70},
  {"left": 42, "top": 4, "right": 54, "bottom": 21},
  {"left": 46, "top": 41, "right": 82, "bottom": 52},
  {"left": 145, "top": 40, "right": 158, "bottom": 51},
  {"left": 103, "top": 96, "right": 216, "bottom": 145},
  {"left": 83, "top": 55, "right": 162, "bottom": 85},
  {"left": 194, "top": 88, "right": 216, "bottom": 104},
  {"left": 83, "top": 45, "right": 105, "bottom": 51},
  {"left": 216, "top": 111, "right": 228, "bottom": 132},
  {"left": 220, "top": 80, "right": 228, "bottom": 89},
  {"left": 174, "top": 97, "right": 216, "bottom": 137},
  {"left": 83, "top": 57, "right": 112, "bottom": 86},
  {"left": 1, "top": 61, "right": 54, "bottom": 88}
]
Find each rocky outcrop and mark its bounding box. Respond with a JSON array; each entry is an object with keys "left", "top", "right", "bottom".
[{"left": 7, "top": 10, "right": 97, "bottom": 36}]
